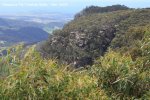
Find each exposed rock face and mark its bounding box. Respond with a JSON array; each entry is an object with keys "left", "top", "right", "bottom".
[
  {"left": 73, "top": 57, "right": 93, "bottom": 68},
  {"left": 70, "top": 31, "right": 89, "bottom": 47}
]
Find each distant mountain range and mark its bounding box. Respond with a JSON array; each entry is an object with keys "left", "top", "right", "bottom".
[
  {"left": 0, "top": 17, "right": 48, "bottom": 47},
  {"left": 0, "top": 13, "right": 72, "bottom": 47},
  {"left": 0, "top": 13, "right": 73, "bottom": 28},
  {"left": 0, "top": 26, "right": 49, "bottom": 43}
]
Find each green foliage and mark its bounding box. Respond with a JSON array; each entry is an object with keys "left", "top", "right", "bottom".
[
  {"left": 91, "top": 49, "right": 150, "bottom": 99},
  {"left": 0, "top": 45, "right": 108, "bottom": 99},
  {"left": 90, "top": 28, "right": 150, "bottom": 99},
  {"left": 0, "top": 44, "right": 23, "bottom": 78}
]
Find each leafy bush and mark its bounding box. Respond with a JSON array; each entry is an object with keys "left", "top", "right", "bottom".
[
  {"left": 90, "top": 29, "right": 150, "bottom": 99},
  {"left": 0, "top": 46, "right": 108, "bottom": 99},
  {"left": 91, "top": 49, "right": 150, "bottom": 99},
  {"left": 0, "top": 44, "right": 23, "bottom": 78}
]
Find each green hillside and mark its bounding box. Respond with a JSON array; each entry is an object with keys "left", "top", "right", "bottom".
[
  {"left": 0, "top": 5, "right": 149, "bottom": 99},
  {"left": 40, "top": 6, "right": 150, "bottom": 67}
]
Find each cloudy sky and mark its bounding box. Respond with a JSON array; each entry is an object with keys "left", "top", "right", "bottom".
[{"left": 0, "top": 0, "right": 150, "bottom": 14}]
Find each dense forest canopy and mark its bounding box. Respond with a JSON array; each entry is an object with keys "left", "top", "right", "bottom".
[{"left": 75, "top": 5, "right": 129, "bottom": 18}]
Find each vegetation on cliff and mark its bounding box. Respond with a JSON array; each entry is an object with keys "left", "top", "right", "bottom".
[{"left": 40, "top": 6, "right": 150, "bottom": 67}]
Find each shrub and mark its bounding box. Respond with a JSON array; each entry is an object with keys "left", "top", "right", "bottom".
[
  {"left": 91, "top": 49, "right": 150, "bottom": 99},
  {"left": 0, "top": 46, "right": 108, "bottom": 99}
]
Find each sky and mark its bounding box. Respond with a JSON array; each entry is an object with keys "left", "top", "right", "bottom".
[{"left": 0, "top": 0, "right": 150, "bottom": 14}]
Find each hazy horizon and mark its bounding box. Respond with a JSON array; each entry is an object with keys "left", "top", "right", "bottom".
[{"left": 0, "top": 0, "right": 150, "bottom": 15}]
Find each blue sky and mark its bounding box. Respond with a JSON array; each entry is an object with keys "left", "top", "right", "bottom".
[{"left": 0, "top": 0, "right": 150, "bottom": 14}]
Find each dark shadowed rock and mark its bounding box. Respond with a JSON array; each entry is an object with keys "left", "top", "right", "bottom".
[{"left": 74, "top": 57, "right": 93, "bottom": 68}]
